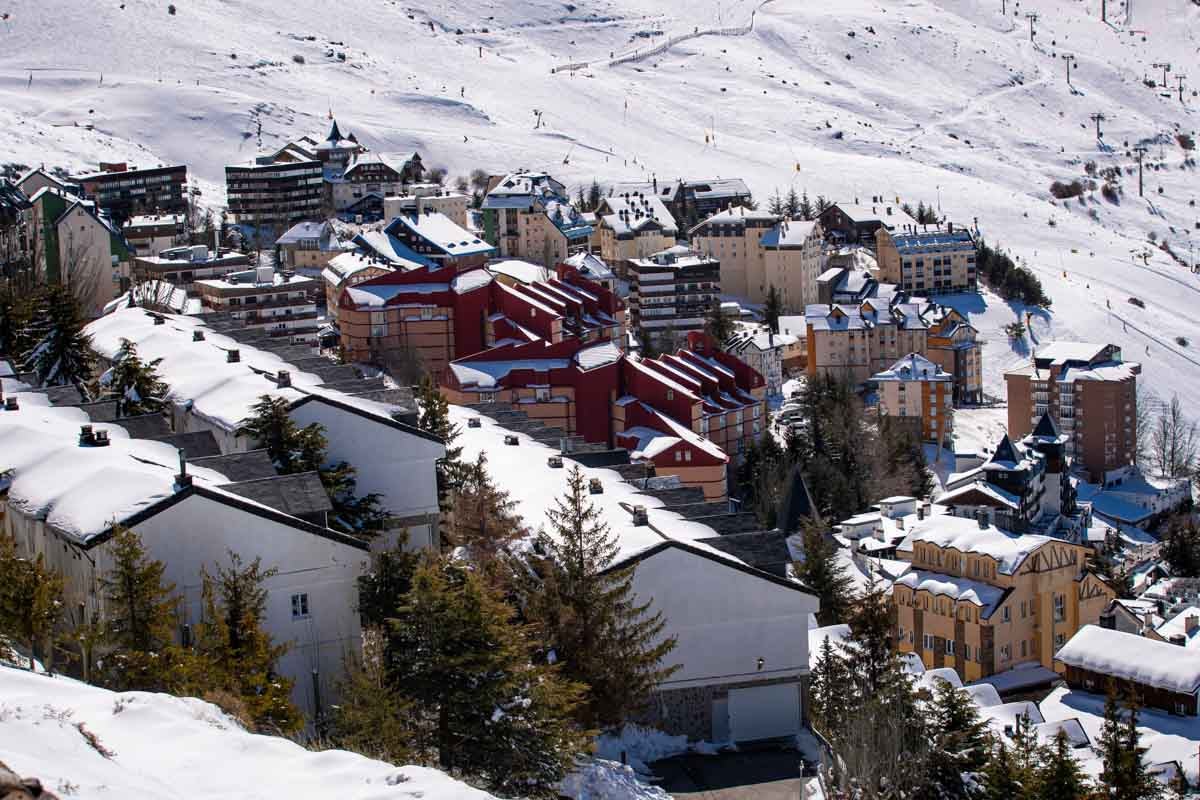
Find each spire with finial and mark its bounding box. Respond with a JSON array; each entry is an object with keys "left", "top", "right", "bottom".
[{"left": 327, "top": 117, "right": 343, "bottom": 142}]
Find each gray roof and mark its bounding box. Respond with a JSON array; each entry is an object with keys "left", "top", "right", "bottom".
[
  {"left": 150, "top": 431, "right": 222, "bottom": 459},
  {"left": 698, "top": 530, "right": 793, "bottom": 578},
  {"left": 112, "top": 413, "right": 173, "bottom": 439},
  {"left": 219, "top": 472, "right": 332, "bottom": 519},
  {"left": 35, "top": 384, "right": 86, "bottom": 407},
  {"left": 188, "top": 449, "right": 278, "bottom": 482}
]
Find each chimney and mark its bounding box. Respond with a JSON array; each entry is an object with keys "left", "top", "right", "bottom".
[
  {"left": 977, "top": 511, "right": 988, "bottom": 529},
  {"left": 153, "top": 314, "right": 165, "bottom": 326},
  {"left": 93, "top": 430, "right": 110, "bottom": 447},
  {"left": 1187, "top": 614, "right": 1199, "bottom": 636},
  {"left": 193, "top": 330, "right": 205, "bottom": 341},
  {"left": 632, "top": 505, "right": 649, "bottom": 526},
  {"left": 227, "top": 349, "right": 240, "bottom": 363},
  {"left": 176, "top": 448, "right": 192, "bottom": 488},
  {"left": 948, "top": 221, "right": 954, "bottom": 234},
  {"left": 917, "top": 505, "right": 925, "bottom": 521},
  {"left": 4, "top": 396, "right": 17, "bottom": 411},
  {"left": 1171, "top": 634, "right": 1187, "bottom": 646},
  {"left": 276, "top": 370, "right": 291, "bottom": 388},
  {"left": 213, "top": 222, "right": 219, "bottom": 254},
  {"left": 79, "top": 424, "right": 95, "bottom": 446}
]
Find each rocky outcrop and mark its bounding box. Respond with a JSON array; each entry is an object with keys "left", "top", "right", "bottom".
[{"left": 0, "top": 760, "right": 58, "bottom": 800}]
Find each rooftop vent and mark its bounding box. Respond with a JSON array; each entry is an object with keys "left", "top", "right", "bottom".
[
  {"left": 631, "top": 505, "right": 649, "bottom": 526},
  {"left": 79, "top": 424, "right": 95, "bottom": 446},
  {"left": 504, "top": 434, "right": 519, "bottom": 446},
  {"left": 192, "top": 330, "right": 205, "bottom": 342},
  {"left": 468, "top": 417, "right": 481, "bottom": 428},
  {"left": 1171, "top": 634, "right": 1187, "bottom": 646},
  {"left": 152, "top": 315, "right": 165, "bottom": 326},
  {"left": 589, "top": 477, "right": 603, "bottom": 495},
  {"left": 93, "top": 429, "right": 110, "bottom": 447},
  {"left": 547, "top": 455, "right": 563, "bottom": 468},
  {"left": 175, "top": 448, "right": 192, "bottom": 488},
  {"left": 277, "top": 370, "right": 291, "bottom": 388},
  {"left": 4, "top": 396, "right": 17, "bottom": 411},
  {"left": 227, "top": 349, "right": 240, "bottom": 363}
]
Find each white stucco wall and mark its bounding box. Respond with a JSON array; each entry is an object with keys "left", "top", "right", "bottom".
[
  {"left": 630, "top": 545, "right": 819, "bottom": 690},
  {"left": 289, "top": 399, "right": 443, "bottom": 520}
]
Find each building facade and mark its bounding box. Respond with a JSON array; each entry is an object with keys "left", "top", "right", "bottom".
[
  {"left": 817, "top": 201, "right": 918, "bottom": 246},
  {"left": 195, "top": 267, "right": 319, "bottom": 346},
  {"left": 592, "top": 192, "right": 678, "bottom": 267},
  {"left": 628, "top": 246, "right": 720, "bottom": 343},
  {"left": 480, "top": 171, "right": 592, "bottom": 267},
  {"left": 74, "top": 163, "right": 188, "bottom": 224},
  {"left": 1055, "top": 625, "right": 1200, "bottom": 716},
  {"left": 688, "top": 206, "right": 779, "bottom": 302},
  {"left": 893, "top": 515, "right": 1114, "bottom": 682},
  {"left": 876, "top": 225, "right": 977, "bottom": 295},
  {"left": 225, "top": 160, "right": 324, "bottom": 231},
  {"left": 384, "top": 190, "right": 471, "bottom": 230},
  {"left": 1004, "top": 342, "right": 1140, "bottom": 482},
  {"left": 274, "top": 221, "right": 346, "bottom": 274},
  {"left": 872, "top": 352, "right": 954, "bottom": 446},
  {"left": 132, "top": 246, "right": 252, "bottom": 292},
  {"left": 122, "top": 214, "right": 187, "bottom": 257},
  {"left": 926, "top": 307, "right": 983, "bottom": 404},
  {"left": 805, "top": 298, "right": 930, "bottom": 386}
]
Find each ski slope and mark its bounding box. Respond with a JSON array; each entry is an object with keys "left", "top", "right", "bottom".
[{"left": 1, "top": 0, "right": 1198, "bottom": 410}]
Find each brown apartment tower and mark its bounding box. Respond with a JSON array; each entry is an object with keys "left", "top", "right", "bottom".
[{"left": 1004, "top": 342, "right": 1139, "bottom": 482}]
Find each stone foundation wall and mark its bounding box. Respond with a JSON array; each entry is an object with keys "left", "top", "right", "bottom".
[{"left": 635, "top": 675, "right": 809, "bottom": 742}]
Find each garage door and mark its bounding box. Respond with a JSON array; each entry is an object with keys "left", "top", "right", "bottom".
[{"left": 727, "top": 683, "right": 800, "bottom": 742}]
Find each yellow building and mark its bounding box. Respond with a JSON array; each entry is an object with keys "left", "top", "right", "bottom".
[
  {"left": 892, "top": 514, "right": 1115, "bottom": 682},
  {"left": 592, "top": 192, "right": 678, "bottom": 267},
  {"left": 688, "top": 206, "right": 780, "bottom": 303},
  {"left": 875, "top": 225, "right": 977, "bottom": 294},
  {"left": 804, "top": 299, "right": 930, "bottom": 386},
  {"left": 872, "top": 352, "right": 954, "bottom": 446}
]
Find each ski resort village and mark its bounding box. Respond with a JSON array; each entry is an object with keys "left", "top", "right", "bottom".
[{"left": 2, "top": 0, "right": 1200, "bottom": 797}]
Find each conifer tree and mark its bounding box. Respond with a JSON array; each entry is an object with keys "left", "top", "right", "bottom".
[
  {"left": 767, "top": 189, "right": 785, "bottom": 216},
  {"left": 784, "top": 187, "right": 801, "bottom": 219},
  {"left": 815, "top": 195, "right": 832, "bottom": 214},
  {"left": 794, "top": 523, "right": 853, "bottom": 625},
  {"left": 330, "top": 631, "right": 415, "bottom": 762},
  {"left": 1096, "top": 684, "right": 1149, "bottom": 800},
  {"left": 843, "top": 582, "right": 900, "bottom": 697},
  {"left": 1161, "top": 514, "right": 1200, "bottom": 577},
  {"left": 1010, "top": 711, "right": 1042, "bottom": 785},
  {"left": 357, "top": 540, "right": 421, "bottom": 630},
  {"left": 531, "top": 466, "right": 678, "bottom": 728},
  {"left": 1119, "top": 692, "right": 1164, "bottom": 800},
  {"left": 765, "top": 285, "right": 782, "bottom": 334},
  {"left": 0, "top": 286, "right": 33, "bottom": 358},
  {"left": 105, "top": 338, "right": 170, "bottom": 415},
  {"left": 97, "top": 527, "right": 185, "bottom": 691},
  {"left": 1036, "top": 729, "right": 1091, "bottom": 800},
  {"left": 981, "top": 738, "right": 1026, "bottom": 800},
  {"left": 22, "top": 284, "right": 93, "bottom": 388},
  {"left": 921, "top": 680, "right": 991, "bottom": 799},
  {"left": 705, "top": 299, "right": 732, "bottom": 343},
  {"left": 0, "top": 534, "right": 64, "bottom": 670},
  {"left": 798, "top": 190, "right": 815, "bottom": 221},
  {"left": 384, "top": 561, "right": 587, "bottom": 796},
  {"left": 416, "top": 376, "right": 465, "bottom": 539},
  {"left": 450, "top": 452, "right": 525, "bottom": 568},
  {"left": 195, "top": 552, "right": 300, "bottom": 734},
  {"left": 809, "top": 635, "right": 851, "bottom": 737},
  {"left": 587, "top": 180, "right": 602, "bottom": 212}
]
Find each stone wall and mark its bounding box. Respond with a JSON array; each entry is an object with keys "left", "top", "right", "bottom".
[{"left": 635, "top": 676, "right": 808, "bottom": 742}]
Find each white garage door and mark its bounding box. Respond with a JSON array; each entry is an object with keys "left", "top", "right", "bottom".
[{"left": 727, "top": 683, "right": 800, "bottom": 742}]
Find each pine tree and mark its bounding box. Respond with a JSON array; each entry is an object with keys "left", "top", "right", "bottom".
[
  {"left": 784, "top": 187, "right": 801, "bottom": 219},
  {"left": 384, "top": 560, "right": 587, "bottom": 796},
  {"left": 357, "top": 541, "right": 421, "bottom": 630},
  {"left": 105, "top": 338, "right": 170, "bottom": 415},
  {"left": 416, "top": 376, "right": 465, "bottom": 529},
  {"left": 22, "top": 284, "right": 93, "bottom": 388},
  {"left": 767, "top": 189, "right": 785, "bottom": 216},
  {"left": 1036, "top": 729, "right": 1091, "bottom": 800},
  {"left": 1095, "top": 683, "right": 1161, "bottom": 800},
  {"left": 815, "top": 195, "right": 832, "bottom": 214},
  {"left": 0, "top": 286, "right": 34, "bottom": 358},
  {"left": 531, "top": 466, "right": 678, "bottom": 728},
  {"left": 1161, "top": 514, "right": 1200, "bottom": 577},
  {"left": 794, "top": 523, "right": 853, "bottom": 625},
  {"left": 798, "top": 190, "right": 815, "bottom": 221},
  {"left": 809, "top": 635, "right": 851, "bottom": 737},
  {"left": 587, "top": 180, "right": 602, "bottom": 212},
  {"left": 843, "top": 577, "right": 899, "bottom": 697},
  {"left": 1120, "top": 693, "right": 1164, "bottom": 800},
  {"left": 921, "top": 680, "right": 992, "bottom": 799},
  {"left": 97, "top": 527, "right": 185, "bottom": 691},
  {"left": 705, "top": 299, "right": 732, "bottom": 343},
  {"left": 194, "top": 552, "right": 301, "bottom": 734},
  {"left": 765, "top": 285, "right": 782, "bottom": 334},
  {"left": 981, "top": 738, "right": 1026, "bottom": 800},
  {"left": 0, "top": 534, "right": 65, "bottom": 670},
  {"left": 1010, "top": 711, "right": 1042, "bottom": 786},
  {"left": 330, "top": 630, "right": 415, "bottom": 762},
  {"left": 450, "top": 452, "right": 525, "bottom": 568}
]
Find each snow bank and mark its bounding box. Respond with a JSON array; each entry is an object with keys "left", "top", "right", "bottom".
[
  {"left": 594, "top": 724, "right": 690, "bottom": 774},
  {"left": 0, "top": 665, "right": 497, "bottom": 799},
  {"left": 559, "top": 758, "right": 672, "bottom": 800}
]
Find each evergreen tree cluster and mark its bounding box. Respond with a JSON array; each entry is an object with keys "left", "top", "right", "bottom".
[
  {"left": 240, "top": 395, "right": 387, "bottom": 536},
  {"left": 104, "top": 338, "right": 171, "bottom": 415},
  {"left": 901, "top": 200, "right": 941, "bottom": 225},
  {"left": 975, "top": 240, "right": 1052, "bottom": 308},
  {"left": 1161, "top": 513, "right": 1200, "bottom": 577},
  {"left": 0, "top": 282, "right": 95, "bottom": 390},
  {"left": 766, "top": 188, "right": 817, "bottom": 220}
]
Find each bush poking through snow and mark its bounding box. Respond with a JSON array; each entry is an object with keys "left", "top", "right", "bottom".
[
  {"left": 1129, "top": 296, "right": 1146, "bottom": 308},
  {"left": 1176, "top": 337, "right": 1189, "bottom": 348},
  {"left": 1049, "top": 180, "right": 1085, "bottom": 199}
]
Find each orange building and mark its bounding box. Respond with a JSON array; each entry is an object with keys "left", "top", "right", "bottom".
[{"left": 871, "top": 353, "right": 954, "bottom": 446}]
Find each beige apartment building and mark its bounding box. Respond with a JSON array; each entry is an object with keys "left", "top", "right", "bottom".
[
  {"left": 762, "top": 219, "right": 825, "bottom": 310},
  {"left": 872, "top": 353, "right": 953, "bottom": 446},
  {"left": 384, "top": 190, "right": 471, "bottom": 230},
  {"left": 1004, "top": 342, "right": 1140, "bottom": 482},
  {"left": 927, "top": 307, "right": 983, "bottom": 404},
  {"left": 893, "top": 514, "right": 1115, "bottom": 682},
  {"left": 194, "top": 266, "right": 319, "bottom": 346},
  {"left": 592, "top": 192, "right": 678, "bottom": 266},
  {"left": 480, "top": 172, "right": 592, "bottom": 268},
  {"left": 804, "top": 299, "right": 930, "bottom": 386},
  {"left": 876, "top": 225, "right": 977, "bottom": 295},
  {"left": 688, "top": 206, "right": 779, "bottom": 302}
]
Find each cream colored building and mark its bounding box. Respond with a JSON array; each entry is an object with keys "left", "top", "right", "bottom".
[
  {"left": 761, "top": 219, "right": 825, "bottom": 311},
  {"left": 481, "top": 172, "right": 592, "bottom": 268},
  {"left": 804, "top": 299, "right": 930, "bottom": 386},
  {"left": 876, "top": 225, "right": 977, "bottom": 295},
  {"left": 688, "top": 206, "right": 779, "bottom": 302},
  {"left": 872, "top": 353, "right": 954, "bottom": 446},
  {"left": 592, "top": 192, "right": 678, "bottom": 266},
  {"left": 893, "top": 514, "right": 1115, "bottom": 682}
]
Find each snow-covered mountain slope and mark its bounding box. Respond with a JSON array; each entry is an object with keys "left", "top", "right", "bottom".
[
  {"left": 2, "top": 0, "right": 1198, "bottom": 409},
  {"left": 0, "top": 664, "right": 498, "bottom": 799}
]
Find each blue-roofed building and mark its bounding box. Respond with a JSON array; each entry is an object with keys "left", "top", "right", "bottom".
[
  {"left": 877, "top": 224, "right": 977, "bottom": 294},
  {"left": 384, "top": 208, "right": 495, "bottom": 270},
  {"left": 480, "top": 171, "right": 592, "bottom": 268}
]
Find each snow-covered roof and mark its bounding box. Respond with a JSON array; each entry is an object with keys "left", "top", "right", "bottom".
[
  {"left": 574, "top": 340, "right": 623, "bottom": 370},
  {"left": 897, "top": 514, "right": 1055, "bottom": 574},
  {"left": 449, "top": 405, "right": 745, "bottom": 566},
  {"left": 322, "top": 251, "right": 395, "bottom": 287},
  {"left": 1155, "top": 607, "right": 1200, "bottom": 649},
  {"left": 449, "top": 357, "right": 572, "bottom": 389},
  {"left": 724, "top": 327, "right": 800, "bottom": 354},
  {"left": 389, "top": 211, "right": 493, "bottom": 257},
  {"left": 353, "top": 230, "right": 436, "bottom": 269},
  {"left": 601, "top": 193, "right": 678, "bottom": 236},
  {"left": 195, "top": 270, "right": 316, "bottom": 291},
  {"left": 620, "top": 426, "right": 684, "bottom": 459},
  {"left": 1036, "top": 341, "right": 1110, "bottom": 365},
  {"left": 486, "top": 259, "right": 550, "bottom": 284},
  {"left": 563, "top": 251, "right": 614, "bottom": 280},
  {"left": 123, "top": 213, "right": 185, "bottom": 230},
  {"left": 872, "top": 352, "right": 951, "bottom": 383},
  {"left": 760, "top": 219, "right": 818, "bottom": 248},
  {"left": 1034, "top": 718, "right": 1091, "bottom": 748},
  {"left": 1055, "top": 625, "right": 1200, "bottom": 695},
  {"left": 894, "top": 568, "right": 1006, "bottom": 616},
  {"left": 828, "top": 202, "right": 918, "bottom": 229},
  {"left": 936, "top": 481, "right": 1021, "bottom": 510},
  {"left": 85, "top": 308, "right": 408, "bottom": 433},
  {"left": 105, "top": 281, "right": 202, "bottom": 316},
  {"left": 274, "top": 220, "right": 344, "bottom": 251}
]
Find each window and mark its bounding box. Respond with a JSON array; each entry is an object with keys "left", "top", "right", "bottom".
[
  {"left": 1054, "top": 593, "right": 1066, "bottom": 622},
  {"left": 1000, "top": 644, "right": 1011, "bottom": 661},
  {"left": 675, "top": 451, "right": 682, "bottom": 462},
  {"left": 923, "top": 634, "right": 934, "bottom": 651},
  {"left": 1020, "top": 639, "right": 1027, "bottom": 658},
  {"left": 535, "top": 388, "right": 550, "bottom": 402},
  {"left": 908, "top": 630, "right": 914, "bottom": 644},
  {"left": 666, "top": 389, "right": 674, "bottom": 401},
  {"left": 945, "top": 639, "right": 955, "bottom": 656},
  {"left": 1020, "top": 601, "right": 1027, "bottom": 619},
  {"left": 370, "top": 311, "right": 388, "bottom": 338},
  {"left": 963, "top": 644, "right": 972, "bottom": 662},
  {"left": 684, "top": 450, "right": 691, "bottom": 462},
  {"left": 1002, "top": 606, "right": 1011, "bottom": 623},
  {"left": 1054, "top": 633, "right": 1065, "bottom": 649},
  {"left": 420, "top": 306, "right": 433, "bottom": 320},
  {"left": 291, "top": 593, "right": 310, "bottom": 619}
]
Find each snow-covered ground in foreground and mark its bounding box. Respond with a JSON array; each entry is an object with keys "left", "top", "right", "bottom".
[
  {"left": 0, "top": 664, "right": 498, "bottom": 800},
  {"left": 3, "top": 0, "right": 1199, "bottom": 412}
]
